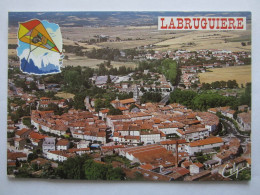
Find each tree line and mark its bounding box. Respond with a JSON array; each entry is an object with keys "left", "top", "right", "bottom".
[
  {"left": 63, "top": 45, "right": 149, "bottom": 62},
  {"left": 86, "top": 48, "right": 121, "bottom": 61},
  {"left": 170, "top": 82, "right": 251, "bottom": 111},
  {"left": 201, "top": 80, "right": 239, "bottom": 90},
  {"left": 8, "top": 44, "right": 18, "bottom": 49},
  {"left": 15, "top": 154, "right": 125, "bottom": 180},
  {"left": 94, "top": 62, "right": 133, "bottom": 76}
]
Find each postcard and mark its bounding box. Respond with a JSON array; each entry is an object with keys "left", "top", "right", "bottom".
[{"left": 7, "top": 11, "right": 251, "bottom": 181}]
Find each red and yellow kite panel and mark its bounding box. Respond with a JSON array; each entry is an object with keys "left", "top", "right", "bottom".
[{"left": 18, "top": 19, "right": 61, "bottom": 54}]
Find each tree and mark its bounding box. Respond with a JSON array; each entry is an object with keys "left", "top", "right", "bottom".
[
  {"left": 193, "top": 93, "right": 235, "bottom": 110},
  {"left": 140, "top": 87, "right": 145, "bottom": 93},
  {"left": 132, "top": 171, "right": 144, "bottom": 181},
  {"left": 40, "top": 163, "right": 58, "bottom": 179},
  {"left": 84, "top": 159, "right": 125, "bottom": 180},
  {"left": 22, "top": 117, "right": 31, "bottom": 126},
  {"left": 220, "top": 80, "right": 227, "bottom": 88},
  {"left": 239, "top": 82, "right": 251, "bottom": 106},
  {"left": 141, "top": 92, "right": 162, "bottom": 104},
  {"left": 231, "top": 168, "right": 251, "bottom": 181},
  {"left": 64, "top": 70, "right": 80, "bottom": 88},
  {"left": 191, "top": 83, "right": 198, "bottom": 89},
  {"left": 227, "top": 80, "right": 238, "bottom": 89},
  {"left": 170, "top": 89, "right": 238, "bottom": 111},
  {"left": 74, "top": 92, "right": 86, "bottom": 110},
  {"left": 201, "top": 83, "right": 211, "bottom": 90},
  {"left": 62, "top": 67, "right": 92, "bottom": 94},
  {"left": 179, "top": 84, "right": 186, "bottom": 88},
  {"left": 62, "top": 155, "right": 91, "bottom": 179},
  {"left": 27, "top": 152, "right": 38, "bottom": 162},
  {"left": 47, "top": 103, "right": 59, "bottom": 111},
  {"left": 160, "top": 59, "right": 179, "bottom": 85},
  {"left": 211, "top": 81, "right": 221, "bottom": 89},
  {"left": 108, "top": 108, "right": 122, "bottom": 115},
  {"left": 107, "top": 75, "right": 112, "bottom": 84},
  {"left": 118, "top": 66, "right": 127, "bottom": 75},
  {"left": 29, "top": 81, "right": 38, "bottom": 91},
  {"left": 129, "top": 104, "right": 138, "bottom": 110},
  {"left": 106, "top": 167, "right": 125, "bottom": 180},
  {"left": 106, "top": 60, "right": 112, "bottom": 68},
  {"left": 149, "top": 49, "right": 155, "bottom": 55},
  {"left": 94, "top": 99, "right": 104, "bottom": 112},
  {"left": 169, "top": 89, "right": 197, "bottom": 108},
  {"left": 84, "top": 159, "right": 108, "bottom": 180}
]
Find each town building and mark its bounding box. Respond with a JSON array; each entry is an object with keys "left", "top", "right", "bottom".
[
  {"left": 185, "top": 137, "right": 224, "bottom": 155},
  {"left": 42, "top": 137, "right": 56, "bottom": 155}
]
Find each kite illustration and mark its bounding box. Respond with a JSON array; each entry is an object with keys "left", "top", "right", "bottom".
[{"left": 17, "top": 19, "right": 63, "bottom": 75}]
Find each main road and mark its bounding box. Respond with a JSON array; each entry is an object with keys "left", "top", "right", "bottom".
[
  {"left": 220, "top": 118, "right": 250, "bottom": 148},
  {"left": 160, "top": 94, "right": 170, "bottom": 105}
]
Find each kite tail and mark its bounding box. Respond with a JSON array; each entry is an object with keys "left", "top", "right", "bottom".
[
  {"left": 22, "top": 46, "right": 39, "bottom": 72},
  {"left": 22, "top": 50, "right": 31, "bottom": 72}
]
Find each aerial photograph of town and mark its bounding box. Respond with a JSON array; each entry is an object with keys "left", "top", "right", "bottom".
[{"left": 7, "top": 11, "right": 251, "bottom": 181}]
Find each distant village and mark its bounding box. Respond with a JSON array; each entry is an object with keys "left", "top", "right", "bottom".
[{"left": 7, "top": 48, "right": 251, "bottom": 181}]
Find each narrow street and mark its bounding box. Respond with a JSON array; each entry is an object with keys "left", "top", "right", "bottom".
[{"left": 160, "top": 94, "right": 170, "bottom": 104}]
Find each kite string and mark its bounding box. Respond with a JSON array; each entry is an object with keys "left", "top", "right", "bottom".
[
  {"left": 23, "top": 31, "right": 42, "bottom": 72},
  {"left": 22, "top": 32, "right": 33, "bottom": 72}
]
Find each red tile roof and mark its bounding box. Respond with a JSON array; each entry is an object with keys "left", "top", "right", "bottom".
[
  {"left": 40, "top": 97, "right": 50, "bottom": 100},
  {"left": 7, "top": 151, "right": 27, "bottom": 160},
  {"left": 177, "top": 129, "right": 185, "bottom": 135},
  {"left": 101, "top": 145, "right": 125, "bottom": 150},
  {"left": 113, "top": 132, "right": 120, "bottom": 137},
  {"left": 118, "top": 107, "right": 128, "bottom": 111},
  {"left": 122, "top": 144, "right": 175, "bottom": 165},
  {"left": 15, "top": 128, "right": 30, "bottom": 136},
  {"left": 100, "top": 109, "right": 109, "bottom": 114},
  {"left": 29, "top": 132, "right": 47, "bottom": 140},
  {"left": 119, "top": 98, "right": 136, "bottom": 104},
  {"left": 139, "top": 164, "right": 154, "bottom": 170},
  {"left": 124, "top": 136, "right": 140, "bottom": 140},
  {"left": 188, "top": 137, "right": 223, "bottom": 147},
  {"left": 194, "top": 162, "right": 204, "bottom": 168},
  {"left": 182, "top": 160, "right": 193, "bottom": 168},
  {"left": 56, "top": 139, "right": 69, "bottom": 146},
  {"left": 68, "top": 148, "right": 90, "bottom": 153},
  {"left": 97, "top": 132, "right": 106, "bottom": 137},
  {"left": 172, "top": 167, "right": 190, "bottom": 176},
  {"left": 108, "top": 115, "right": 131, "bottom": 120},
  {"left": 160, "top": 139, "right": 186, "bottom": 145}
]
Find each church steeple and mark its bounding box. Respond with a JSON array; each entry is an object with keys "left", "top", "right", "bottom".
[{"left": 133, "top": 86, "right": 140, "bottom": 104}]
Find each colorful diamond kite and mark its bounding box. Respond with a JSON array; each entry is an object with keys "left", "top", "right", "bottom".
[{"left": 18, "top": 19, "right": 61, "bottom": 54}]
